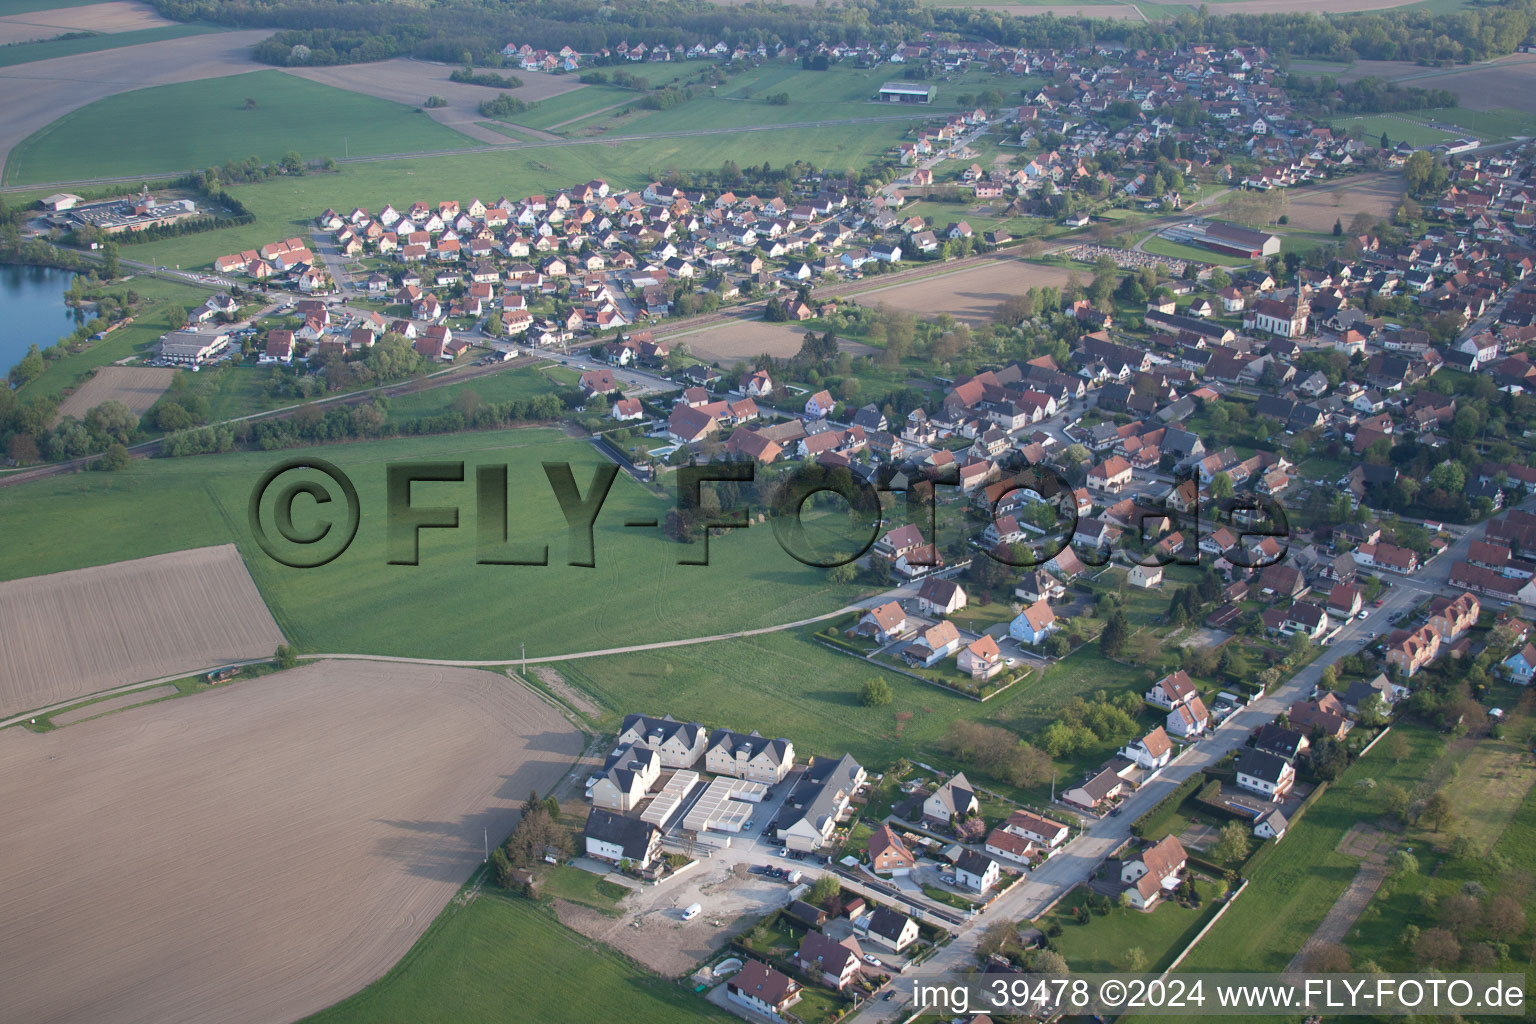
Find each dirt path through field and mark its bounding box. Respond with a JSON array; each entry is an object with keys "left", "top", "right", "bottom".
[
  {"left": 1287, "top": 823, "right": 1392, "bottom": 971},
  {"left": 0, "top": 659, "right": 582, "bottom": 1024}
]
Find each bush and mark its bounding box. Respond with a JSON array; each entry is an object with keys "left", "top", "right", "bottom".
[
  {"left": 97, "top": 442, "right": 131, "bottom": 471},
  {"left": 479, "top": 93, "right": 529, "bottom": 119}
]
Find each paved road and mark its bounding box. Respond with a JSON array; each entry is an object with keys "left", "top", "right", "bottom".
[{"left": 849, "top": 496, "right": 1532, "bottom": 1022}]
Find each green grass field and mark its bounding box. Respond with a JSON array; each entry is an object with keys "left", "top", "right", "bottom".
[
  {"left": 0, "top": 428, "right": 868, "bottom": 660},
  {"left": 511, "top": 85, "right": 640, "bottom": 130},
  {"left": 4, "top": 70, "right": 477, "bottom": 185},
  {"left": 1043, "top": 879, "right": 1220, "bottom": 972},
  {"left": 1140, "top": 235, "right": 1254, "bottom": 268},
  {"left": 0, "top": 23, "right": 220, "bottom": 68},
  {"left": 303, "top": 889, "right": 730, "bottom": 1024},
  {"left": 380, "top": 363, "right": 573, "bottom": 425},
  {"left": 1178, "top": 725, "right": 1449, "bottom": 975},
  {"left": 0, "top": 0, "right": 100, "bottom": 13},
  {"left": 1332, "top": 114, "right": 1460, "bottom": 149}
]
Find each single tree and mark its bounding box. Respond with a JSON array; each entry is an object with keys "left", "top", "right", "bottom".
[{"left": 860, "top": 677, "right": 894, "bottom": 707}]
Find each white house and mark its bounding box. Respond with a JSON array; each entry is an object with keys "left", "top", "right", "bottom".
[
  {"left": 1120, "top": 727, "right": 1173, "bottom": 770},
  {"left": 1166, "top": 696, "right": 1209, "bottom": 739},
  {"left": 1008, "top": 600, "right": 1058, "bottom": 645},
  {"left": 954, "top": 850, "right": 1001, "bottom": 893},
  {"left": 1121, "top": 834, "right": 1187, "bottom": 910},
  {"left": 864, "top": 907, "right": 919, "bottom": 953},
  {"left": 1235, "top": 748, "right": 1295, "bottom": 800},
  {"left": 1003, "top": 810, "right": 1069, "bottom": 849}
]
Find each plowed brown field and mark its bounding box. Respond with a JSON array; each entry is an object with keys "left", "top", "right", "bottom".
[
  {"left": 0, "top": 659, "right": 582, "bottom": 1024},
  {"left": 0, "top": 544, "right": 283, "bottom": 715},
  {"left": 54, "top": 365, "right": 176, "bottom": 422}
]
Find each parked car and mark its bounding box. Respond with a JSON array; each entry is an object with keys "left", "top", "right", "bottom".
[{"left": 862, "top": 954, "right": 882, "bottom": 966}]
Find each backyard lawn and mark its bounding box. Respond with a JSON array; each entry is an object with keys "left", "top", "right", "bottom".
[{"left": 1042, "top": 879, "right": 1221, "bottom": 973}]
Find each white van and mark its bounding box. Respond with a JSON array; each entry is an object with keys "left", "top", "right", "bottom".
[{"left": 681, "top": 903, "right": 702, "bottom": 921}]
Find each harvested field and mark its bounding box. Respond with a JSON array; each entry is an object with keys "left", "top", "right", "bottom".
[
  {"left": 841, "top": 258, "right": 1075, "bottom": 324},
  {"left": 666, "top": 319, "right": 807, "bottom": 363},
  {"left": 0, "top": 659, "right": 582, "bottom": 1024},
  {"left": 283, "top": 59, "right": 580, "bottom": 143},
  {"left": 1273, "top": 174, "right": 1404, "bottom": 233},
  {"left": 54, "top": 364, "right": 175, "bottom": 422},
  {"left": 0, "top": 28, "right": 269, "bottom": 178},
  {"left": 664, "top": 317, "right": 876, "bottom": 365},
  {"left": 0, "top": 544, "right": 283, "bottom": 716},
  {"left": 49, "top": 683, "right": 176, "bottom": 724},
  {"left": 1334, "top": 54, "right": 1536, "bottom": 114},
  {"left": 0, "top": 0, "right": 175, "bottom": 45}
]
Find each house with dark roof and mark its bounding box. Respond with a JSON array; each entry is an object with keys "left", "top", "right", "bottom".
[
  {"left": 923, "top": 773, "right": 979, "bottom": 826},
  {"left": 916, "top": 577, "right": 967, "bottom": 616},
  {"left": 864, "top": 907, "right": 918, "bottom": 953},
  {"left": 584, "top": 808, "right": 661, "bottom": 869},
  {"left": 1234, "top": 748, "right": 1295, "bottom": 800},
  {"left": 954, "top": 849, "right": 1001, "bottom": 893},
  {"left": 1063, "top": 766, "right": 1124, "bottom": 811},
  {"left": 704, "top": 728, "right": 795, "bottom": 784},
  {"left": 1253, "top": 723, "right": 1307, "bottom": 761},
  {"left": 777, "top": 754, "right": 866, "bottom": 852},
  {"left": 795, "top": 930, "right": 864, "bottom": 991},
  {"left": 727, "top": 959, "right": 803, "bottom": 1017},
  {"left": 616, "top": 713, "right": 707, "bottom": 768}
]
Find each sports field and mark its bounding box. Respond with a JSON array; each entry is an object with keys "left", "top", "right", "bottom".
[
  {"left": 0, "top": 659, "right": 582, "bottom": 1024},
  {"left": 0, "top": 429, "right": 867, "bottom": 660},
  {"left": 0, "top": 544, "right": 284, "bottom": 715},
  {"left": 4, "top": 69, "right": 476, "bottom": 184}
]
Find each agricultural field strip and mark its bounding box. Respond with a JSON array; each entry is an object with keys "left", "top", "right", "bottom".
[
  {"left": 0, "top": 544, "right": 284, "bottom": 716},
  {"left": 0, "top": 659, "right": 583, "bottom": 1024},
  {"left": 2, "top": 109, "right": 949, "bottom": 189}
]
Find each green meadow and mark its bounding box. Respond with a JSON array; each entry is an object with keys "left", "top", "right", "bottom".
[
  {"left": 4, "top": 70, "right": 476, "bottom": 185},
  {"left": 0, "top": 428, "right": 866, "bottom": 660},
  {"left": 304, "top": 890, "right": 730, "bottom": 1024}
]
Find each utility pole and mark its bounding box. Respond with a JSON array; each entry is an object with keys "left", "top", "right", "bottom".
[
  {"left": 522, "top": 642, "right": 526, "bottom": 674},
  {"left": 484, "top": 827, "right": 489, "bottom": 862},
  {"left": 1051, "top": 771, "right": 1056, "bottom": 804}
]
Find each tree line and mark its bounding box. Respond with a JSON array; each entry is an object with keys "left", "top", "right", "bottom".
[{"left": 158, "top": 0, "right": 1536, "bottom": 70}]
